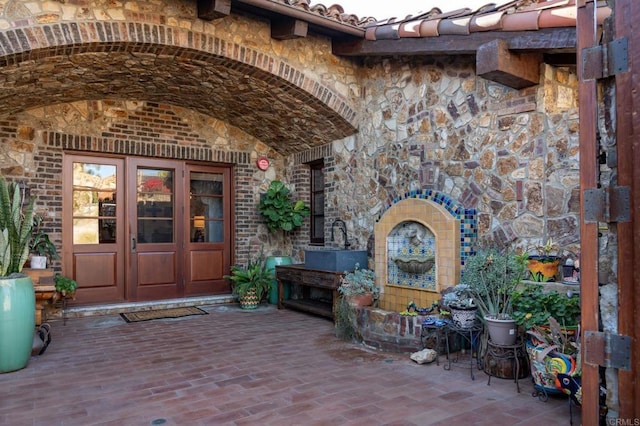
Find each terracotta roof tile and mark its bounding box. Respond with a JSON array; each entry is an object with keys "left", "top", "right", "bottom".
[
  {"left": 259, "top": 0, "right": 610, "bottom": 39},
  {"left": 360, "top": 0, "right": 611, "bottom": 40}
]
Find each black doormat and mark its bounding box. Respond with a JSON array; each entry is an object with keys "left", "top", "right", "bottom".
[{"left": 120, "top": 306, "right": 208, "bottom": 323}]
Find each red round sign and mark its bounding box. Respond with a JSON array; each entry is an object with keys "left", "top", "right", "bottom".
[{"left": 256, "top": 157, "right": 269, "bottom": 171}]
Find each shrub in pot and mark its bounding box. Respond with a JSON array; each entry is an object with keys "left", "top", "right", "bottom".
[
  {"left": 0, "top": 177, "right": 36, "bottom": 373},
  {"left": 460, "top": 246, "right": 529, "bottom": 345}
]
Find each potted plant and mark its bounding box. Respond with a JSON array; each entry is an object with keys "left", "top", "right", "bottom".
[
  {"left": 337, "top": 264, "right": 378, "bottom": 307},
  {"left": 54, "top": 273, "right": 78, "bottom": 299},
  {"left": 334, "top": 264, "right": 377, "bottom": 341},
  {"left": 460, "top": 246, "right": 529, "bottom": 345},
  {"left": 441, "top": 284, "right": 478, "bottom": 329},
  {"left": 258, "top": 180, "right": 309, "bottom": 304},
  {"left": 511, "top": 284, "right": 580, "bottom": 331},
  {"left": 224, "top": 249, "right": 273, "bottom": 310},
  {"left": 28, "top": 215, "right": 60, "bottom": 269},
  {"left": 0, "top": 177, "right": 36, "bottom": 373},
  {"left": 526, "top": 238, "right": 563, "bottom": 282}
]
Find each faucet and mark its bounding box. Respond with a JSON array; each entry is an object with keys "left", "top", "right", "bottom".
[{"left": 330, "top": 219, "right": 351, "bottom": 250}]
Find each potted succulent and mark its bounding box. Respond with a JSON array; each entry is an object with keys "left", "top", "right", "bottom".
[
  {"left": 29, "top": 215, "right": 60, "bottom": 269},
  {"left": 334, "top": 264, "right": 377, "bottom": 341},
  {"left": 225, "top": 248, "right": 273, "bottom": 310},
  {"left": 526, "top": 238, "right": 563, "bottom": 282},
  {"left": 0, "top": 177, "right": 37, "bottom": 373},
  {"left": 460, "top": 246, "right": 529, "bottom": 345},
  {"left": 258, "top": 180, "right": 309, "bottom": 304},
  {"left": 441, "top": 284, "right": 478, "bottom": 329},
  {"left": 337, "top": 264, "right": 378, "bottom": 307}
]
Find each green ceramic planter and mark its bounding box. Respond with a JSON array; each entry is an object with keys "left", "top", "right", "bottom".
[
  {"left": 265, "top": 256, "right": 292, "bottom": 305},
  {"left": 0, "top": 276, "right": 35, "bottom": 373}
]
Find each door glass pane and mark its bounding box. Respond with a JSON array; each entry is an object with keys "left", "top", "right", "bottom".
[
  {"left": 72, "top": 163, "right": 117, "bottom": 244},
  {"left": 137, "top": 168, "right": 174, "bottom": 244},
  {"left": 190, "top": 172, "right": 224, "bottom": 243}
]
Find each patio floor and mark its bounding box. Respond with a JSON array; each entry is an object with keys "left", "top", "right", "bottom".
[{"left": 0, "top": 304, "right": 580, "bottom": 425}]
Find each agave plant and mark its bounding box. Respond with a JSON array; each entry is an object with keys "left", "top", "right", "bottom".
[{"left": 0, "top": 178, "right": 35, "bottom": 276}]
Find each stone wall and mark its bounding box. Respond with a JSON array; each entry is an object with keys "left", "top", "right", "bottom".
[
  {"left": 322, "top": 57, "right": 580, "bottom": 261},
  {"left": 0, "top": 2, "right": 582, "bottom": 280}
]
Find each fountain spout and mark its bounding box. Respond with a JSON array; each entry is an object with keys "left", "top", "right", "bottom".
[{"left": 330, "top": 219, "right": 351, "bottom": 250}]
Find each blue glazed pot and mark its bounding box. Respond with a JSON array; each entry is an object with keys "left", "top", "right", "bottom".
[{"left": 0, "top": 275, "right": 36, "bottom": 373}]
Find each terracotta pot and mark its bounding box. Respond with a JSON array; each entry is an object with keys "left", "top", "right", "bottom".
[{"left": 347, "top": 293, "right": 374, "bottom": 308}]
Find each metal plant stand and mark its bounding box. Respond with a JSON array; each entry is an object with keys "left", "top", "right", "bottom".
[{"left": 444, "top": 321, "right": 483, "bottom": 380}]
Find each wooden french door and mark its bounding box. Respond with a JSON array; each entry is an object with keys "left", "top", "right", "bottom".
[{"left": 63, "top": 154, "right": 233, "bottom": 304}]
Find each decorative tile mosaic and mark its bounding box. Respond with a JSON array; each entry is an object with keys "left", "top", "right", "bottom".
[
  {"left": 378, "top": 189, "right": 477, "bottom": 269},
  {"left": 387, "top": 221, "right": 436, "bottom": 290}
]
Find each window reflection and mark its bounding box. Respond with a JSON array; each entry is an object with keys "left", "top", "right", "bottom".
[
  {"left": 72, "top": 163, "right": 117, "bottom": 244},
  {"left": 137, "top": 169, "right": 174, "bottom": 244},
  {"left": 190, "top": 173, "right": 224, "bottom": 243}
]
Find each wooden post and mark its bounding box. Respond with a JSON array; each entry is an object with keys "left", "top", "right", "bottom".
[
  {"left": 577, "top": 1, "right": 600, "bottom": 423},
  {"left": 615, "top": 0, "right": 640, "bottom": 419}
]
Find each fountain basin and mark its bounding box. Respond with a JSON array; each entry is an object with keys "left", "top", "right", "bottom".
[{"left": 304, "top": 249, "right": 368, "bottom": 272}]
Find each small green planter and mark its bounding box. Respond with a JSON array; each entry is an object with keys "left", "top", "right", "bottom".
[
  {"left": 0, "top": 276, "right": 36, "bottom": 373},
  {"left": 265, "top": 256, "right": 292, "bottom": 304}
]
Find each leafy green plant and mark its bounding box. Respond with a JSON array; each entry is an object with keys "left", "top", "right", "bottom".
[
  {"left": 54, "top": 274, "right": 78, "bottom": 297},
  {"left": 338, "top": 264, "right": 378, "bottom": 298},
  {"left": 0, "top": 178, "right": 35, "bottom": 276},
  {"left": 30, "top": 215, "right": 60, "bottom": 260},
  {"left": 511, "top": 284, "right": 580, "bottom": 330},
  {"left": 224, "top": 249, "right": 273, "bottom": 301},
  {"left": 460, "top": 246, "right": 529, "bottom": 320},
  {"left": 258, "top": 180, "right": 310, "bottom": 233}
]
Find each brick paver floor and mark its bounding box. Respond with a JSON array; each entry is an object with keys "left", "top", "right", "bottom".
[{"left": 0, "top": 305, "right": 580, "bottom": 425}]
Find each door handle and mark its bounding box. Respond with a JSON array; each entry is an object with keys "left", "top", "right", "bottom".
[{"left": 130, "top": 235, "right": 136, "bottom": 253}]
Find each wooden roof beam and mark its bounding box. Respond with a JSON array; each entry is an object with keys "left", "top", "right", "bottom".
[
  {"left": 198, "top": 0, "right": 231, "bottom": 21},
  {"left": 476, "top": 39, "right": 542, "bottom": 89},
  {"left": 332, "top": 27, "right": 576, "bottom": 56},
  {"left": 271, "top": 18, "right": 309, "bottom": 40}
]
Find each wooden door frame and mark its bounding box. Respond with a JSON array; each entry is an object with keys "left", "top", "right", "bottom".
[
  {"left": 578, "top": 0, "right": 639, "bottom": 420},
  {"left": 612, "top": 0, "right": 640, "bottom": 418}
]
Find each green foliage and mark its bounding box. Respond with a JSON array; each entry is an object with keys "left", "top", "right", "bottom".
[
  {"left": 30, "top": 215, "right": 60, "bottom": 259},
  {"left": 224, "top": 248, "right": 273, "bottom": 301},
  {"left": 337, "top": 264, "right": 378, "bottom": 297},
  {"left": 54, "top": 274, "right": 78, "bottom": 296},
  {"left": 460, "top": 246, "right": 529, "bottom": 319},
  {"left": 334, "top": 296, "right": 359, "bottom": 341},
  {"left": 0, "top": 178, "right": 35, "bottom": 276},
  {"left": 258, "top": 180, "right": 310, "bottom": 233},
  {"left": 511, "top": 285, "right": 580, "bottom": 329}
]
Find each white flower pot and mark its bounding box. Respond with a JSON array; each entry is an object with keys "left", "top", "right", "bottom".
[{"left": 30, "top": 256, "right": 47, "bottom": 269}]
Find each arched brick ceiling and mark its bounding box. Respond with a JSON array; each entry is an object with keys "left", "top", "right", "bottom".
[{"left": 0, "top": 23, "right": 358, "bottom": 156}]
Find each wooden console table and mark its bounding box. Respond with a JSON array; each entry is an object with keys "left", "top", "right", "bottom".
[
  {"left": 275, "top": 265, "right": 344, "bottom": 319},
  {"left": 23, "top": 268, "right": 57, "bottom": 325}
]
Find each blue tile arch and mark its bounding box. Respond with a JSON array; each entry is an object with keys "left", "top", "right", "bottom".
[{"left": 377, "top": 189, "right": 477, "bottom": 268}]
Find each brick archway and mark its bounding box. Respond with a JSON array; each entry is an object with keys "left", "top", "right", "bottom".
[{"left": 0, "top": 21, "right": 357, "bottom": 154}]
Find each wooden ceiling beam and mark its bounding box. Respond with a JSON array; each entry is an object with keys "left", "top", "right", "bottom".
[
  {"left": 332, "top": 27, "right": 577, "bottom": 56},
  {"left": 477, "top": 39, "right": 542, "bottom": 89},
  {"left": 271, "top": 18, "right": 309, "bottom": 40},
  {"left": 198, "top": 0, "right": 231, "bottom": 21}
]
